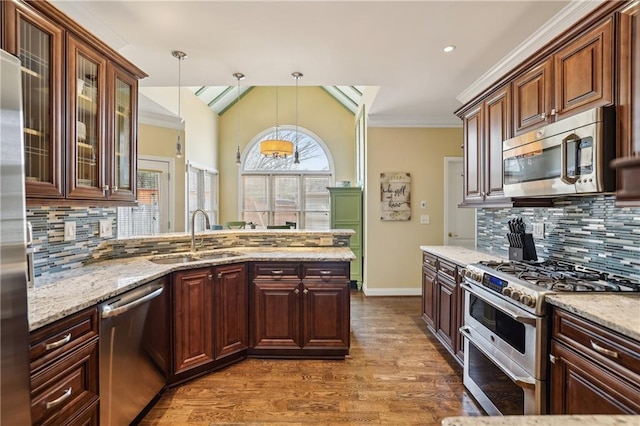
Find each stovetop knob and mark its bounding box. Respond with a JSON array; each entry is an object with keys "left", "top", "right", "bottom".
[
  {"left": 502, "top": 287, "right": 513, "bottom": 297},
  {"left": 521, "top": 294, "right": 536, "bottom": 308},
  {"left": 510, "top": 290, "right": 522, "bottom": 302}
]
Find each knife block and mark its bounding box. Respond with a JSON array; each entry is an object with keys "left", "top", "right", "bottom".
[{"left": 508, "top": 233, "right": 537, "bottom": 261}]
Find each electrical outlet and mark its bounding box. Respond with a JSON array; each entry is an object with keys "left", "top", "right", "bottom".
[
  {"left": 420, "top": 200, "right": 427, "bottom": 209},
  {"left": 64, "top": 222, "right": 76, "bottom": 241},
  {"left": 319, "top": 237, "right": 333, "bottom": 246},
  {"left": 532, "top": 222, "right": 545, "bottom": 239},
  {"left": 99, "top": 219, "right": 113, "bottom": 238},
  {"left": 420, "top": 215, "right": 430, "bottom": 224}
]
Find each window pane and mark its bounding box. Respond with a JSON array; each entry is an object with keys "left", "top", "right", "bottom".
[
  {"left": 243, "top": 176, "right": 269, "bottom": 211},
  {"left": 244, "top": 128, "right": 330, "bottom": 171},
  {"left": 274, "top": 176, "right": 299, "bottom": 211},
  {"left": 305, "top": 212, "right": 330, "bottom": 230},
  {"left": 274, "top": 212, "right": 299, "bottom": 227},
  {"left": 117, "top": 170, "right": 160, "bottom": 237},
  {"left": 243, "top": 211, "right": 268, "bottom": 228},
  {"left": 304, "top": 176, "right": 330, "bottom": 211}
]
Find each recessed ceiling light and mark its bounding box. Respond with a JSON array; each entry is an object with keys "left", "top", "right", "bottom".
[{"left": 443, "top": 45, "right": 456, "bottom": 53}]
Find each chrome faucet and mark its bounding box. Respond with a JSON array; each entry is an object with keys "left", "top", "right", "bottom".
[{"left": 191, "top": 208, "right": 211, "bottom": 252}]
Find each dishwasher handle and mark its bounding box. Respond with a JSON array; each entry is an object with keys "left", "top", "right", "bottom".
[{"left": 101, "top": 285, "right": 164, "bottom": 319}]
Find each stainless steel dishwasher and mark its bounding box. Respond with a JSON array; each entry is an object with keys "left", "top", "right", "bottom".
[{"left": 99, "top": 280, "right": 166, "bottom": 425}]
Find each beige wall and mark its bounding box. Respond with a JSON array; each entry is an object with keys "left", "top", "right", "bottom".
[
  {"left": 218, "top": 86, "right": 355, "bottom": 222},
  {"left": 364, "top": 127, "right": 463, "bottom": 295},
  {"left": 138, "top": 124, "right": 186, "bottom": 231}
]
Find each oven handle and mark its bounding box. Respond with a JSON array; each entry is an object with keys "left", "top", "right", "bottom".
[
  {"left": 460, "top": 326, "right": 536, "bottom": 390},
  {"left": 460, "top": 282, "right": 537, "bottom": 327}
]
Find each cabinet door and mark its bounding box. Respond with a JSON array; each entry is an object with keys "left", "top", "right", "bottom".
[
  {"left": 436, "top": 274, "right": 456, "bottom": 353},
  {"left": 462, "top": 104, "right": 483, "bottom": 203},
  {"left": 455, "top": 269, "right": 465, "bottom": 364},
  {"left": 618, "top": 3, "right": 640, "bottom": 158},
  {"left": 251, "top": 280, "right": 301, "bottom": 349},
  {"left": 173, "top": 268, "right": 214, "bottom": 375},
  {"left": 513, "top": 60, "right": 553, "bottom": 134},
  {"left": 213, "top": 264, "right": 248, "bottom": 360},
  {"left": 422, "top": 266, "right": 436, "bottom": 329},
  {"left": 483, "top": 86, "right": 511, "bottom": 202},
  {"left": 550, "top": 341, "right": 640, "bottom": 414},
  {"left": 5, "top": 1, "right": 64, "bottom": 198},
  {"left": 107, "top": 63, "right": 138, "bottom": 202},
  {"left": 66, "top": 34, "right": 107, "bottom": 200},
  {"left": 301, "top": 281, "right": 350, "bottom": 349},
  {"left": 554, "top": 18, "right": 613, "bottom": 119}
]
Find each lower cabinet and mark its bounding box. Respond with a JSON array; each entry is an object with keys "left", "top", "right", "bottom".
[
  {"left": 421, "top": 251, "right": 464, "bottom": 365},
  {"left": 170, "top": 264, "right": 248, "bottom": 384},
  {"left": 250, "top": 261, "right": 350, "bottom": 358},
  {"left": 29, "top": 307, "right": 99, "bottom": 426},
  {"left": 550, "top": 308, "right": 640, "bottom": 414}
]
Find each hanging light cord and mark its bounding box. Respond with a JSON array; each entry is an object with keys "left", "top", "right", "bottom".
[
  {"left": 275, "top": 86, "right": 280, "bottom": 139},
  {"left": 234, "top": 73, "right": 245, "bottom": 165},
  {"left": 172, "top": 50, "right": 187, "bottom": 157},
  {"left": 292, "top": 72, "right": 303, "bottom": 164}
]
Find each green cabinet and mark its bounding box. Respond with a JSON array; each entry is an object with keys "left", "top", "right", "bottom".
[{"left": 328, "top": 187, "right": 363, "bottom": 289}]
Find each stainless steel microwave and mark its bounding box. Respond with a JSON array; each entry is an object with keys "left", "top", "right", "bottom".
[{"left": 503, "top": 106, "right": 616, "bottom": 198}]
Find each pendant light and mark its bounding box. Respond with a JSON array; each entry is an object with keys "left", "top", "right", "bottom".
[
  {"left": 292, "top": 72, "right": 303, "bottom": 164},
  {"left": 172, "top": 50, "right": 187, "bottom": 158},
  {"left": 233, "top": 72, "right": 245, "bottom": 165},
  {"left": 260, "top": 85, "right": 293, "bottom": 158}
]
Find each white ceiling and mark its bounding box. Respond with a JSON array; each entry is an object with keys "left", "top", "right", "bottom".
[{"left": 51, "top": 0, "right": 591, "bottom": 127}]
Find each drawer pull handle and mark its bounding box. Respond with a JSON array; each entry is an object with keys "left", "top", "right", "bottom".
[
  {"left": 45, "top": 333, "right": 71, "bottom": 350},
  {"left": 271, "top": 270, "right": 284, "bottom": 275},
  {"left": 590, "top": 340, "right": 618, "bottom": 358},
  {"left": 45, "top": 387, "right": 72, "bottom": 409},
  {"left": 320, "top": 270, "right": 331, "bottom": 275}
]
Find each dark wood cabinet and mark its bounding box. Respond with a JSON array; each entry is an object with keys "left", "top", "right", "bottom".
[
  {"left": 29, "top": 307, "right": 99, "bottom": 426},
  {"left": 2, "top": 0, "right": 146, "bottom": 204},
  {"left": 462, "top": 85, "right": 511, "bottom": 206},
  {"left": 250, "top": 262, "right": 350, "bottom": 358},
  {"left": 513, "top": 17, "right": 614, "bottom": 136},
  {"left": 213, "top": 263, "right": 248, "bottom": 361},
  {"left": 421, "top": 252, "right": 463, "bottom": 364},
  {"left": 172, "top": 268, "right": 215, "bottom": 377},
  {"left": 550, "top": 308, "right": 640, "bottom": 414}
]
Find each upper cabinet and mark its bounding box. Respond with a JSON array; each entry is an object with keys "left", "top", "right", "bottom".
[
  {"left": 462, "top": 85, "right": 511, "bottom": 206},
  {"left": 2, "top": 0, "right": 146, "bottom": 205},
  {"left": 514, "top": 18, "right": 614, "bottom": 135}
]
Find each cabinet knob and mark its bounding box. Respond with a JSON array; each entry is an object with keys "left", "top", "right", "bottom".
[
  {"left": 303, "top": 288, "right": 309, "bottom": 294},
  {"left": 102, "top": 185, "right": 110, "bottom": 196},
  {"left": 550, "top": 108, "right": 557, "bottom": 116},
  {"left": 208, "top": 274, "right": 213, "bottom": 280},
  {"left": 112, "top": 186, "right": 118, "bottom": 192},
  {"left": 294, "top": 288, "right": 299, "bottom": 294},
  {"left": 540, "top": 112, "right": 547, "bottom": 120},
  {"left": 218, "top": 272, "right": 223, "bottom": 279}
]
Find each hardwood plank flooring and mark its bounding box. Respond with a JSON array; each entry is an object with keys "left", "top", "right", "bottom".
[{"left": 140, "top": 292, "right": 484, "bottom": 425}]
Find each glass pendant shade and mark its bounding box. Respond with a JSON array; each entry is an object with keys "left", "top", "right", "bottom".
[{"left": 260, "top": 139, "right": 294, "bottom": 158}]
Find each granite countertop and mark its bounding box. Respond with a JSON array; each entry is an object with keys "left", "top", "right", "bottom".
[
  {"left": 420, "top": 245, "right": 503, "bottom": 266},
  {"left": 442, "top": 415, "right": 640, "bottom": 426},
  {"left": 546, "top": 293, "right": 640, "bottom": 342},
  {"left": 28, "top": 247, "right": 355, "bottom": 332}
]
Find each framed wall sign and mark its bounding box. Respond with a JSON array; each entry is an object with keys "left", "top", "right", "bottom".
[{"left": 380, "top": 172, "right": 411, "bottom": 221}]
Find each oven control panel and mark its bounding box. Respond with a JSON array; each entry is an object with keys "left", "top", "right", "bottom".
[{"left": 463, "top": 265, "right": 539, "bottom": 310}]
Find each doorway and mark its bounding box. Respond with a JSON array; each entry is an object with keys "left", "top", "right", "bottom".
[{"left": 444, "top": 157, "right": 476, "bottom": 247}]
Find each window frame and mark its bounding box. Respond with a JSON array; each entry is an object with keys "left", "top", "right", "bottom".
[{"left": 187, "top": 160, "right": 219, "bottom": 231}]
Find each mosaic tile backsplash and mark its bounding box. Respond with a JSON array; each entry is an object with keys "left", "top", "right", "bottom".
[
  {"left": 28, "top": 206, "right": 351, "bottom": 278},
  {"left": 477, "top": 195, "right": 640, "bottom": 280}
]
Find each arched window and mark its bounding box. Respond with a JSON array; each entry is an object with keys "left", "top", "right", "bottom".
[{"left": 240, "top": 126, "right": 334, "bottom": 229}]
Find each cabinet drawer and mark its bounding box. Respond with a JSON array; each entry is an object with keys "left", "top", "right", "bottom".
[
  {"left": 438, "top": 259, "right": 457, "bottom": 281},
  {"left": 423, "top": 252, "right": 437, "bottom": 271},
  {"left": 30, "top": 340, "right": 99, "bottom": 426},
  {"left": 302, "top": 262, "right": 349, "bottom": 280},
  {"left": 253, "top": 263, "right": 300, "bottom": 279},
  {"left": 553, "top": 308, "right": 640, "bottom": 377},
  {"left": 30, "top": 307, "right": 98, "bottom": 372}
]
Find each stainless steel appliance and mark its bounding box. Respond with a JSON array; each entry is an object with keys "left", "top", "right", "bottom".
[
  {"left": 0, "top": 48, "right": 33, "bottom": 425},
  {"left": 460, "top": 259, "right": 639, "bottom": 416},
  {"left": 503, "top": 106, "right": 616, "bottom": 198},
  {"left": 99, "top": 280, "right": 166, "bottom": 425}
]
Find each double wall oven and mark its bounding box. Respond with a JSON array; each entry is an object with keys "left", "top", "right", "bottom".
[{"left": 460, "top": 260, "right": 640, "bottom": 415}]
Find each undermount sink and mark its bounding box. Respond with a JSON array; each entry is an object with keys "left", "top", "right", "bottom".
[{"left": 151, "top": 251, "right": 241, "bottom": 264}]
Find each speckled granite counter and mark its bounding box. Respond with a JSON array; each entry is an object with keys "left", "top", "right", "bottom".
[
  {"left": 28, "top": 247, "right": 355, "bottom": 331},
  {"left": 420, "top": 245, "right": 503, "bottom": 266},
  {"left": 442, "top": 415, "right": 640, "bottom": 426},
  {"left": 546, "top": 293, "right": 640, "bottom": 341}
]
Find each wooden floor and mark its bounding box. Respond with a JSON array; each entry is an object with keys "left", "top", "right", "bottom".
[{"left": 140, "top": 292, "right": 484, "bottom": 425}]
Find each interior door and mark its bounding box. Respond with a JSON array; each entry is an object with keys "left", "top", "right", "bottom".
[{"left": 445, "top": 158, "right": 476, "bottom": 247}]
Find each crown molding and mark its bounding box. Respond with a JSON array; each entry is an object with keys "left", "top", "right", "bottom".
[
  {"left": 139, "top": 111, "right": 182, "bottom": 130},
  {"left": 367, "top": 114, "right": 462, "bottom": 128},
  {"left": 456, "top": 0, "right": 605, "bottom": 105}
]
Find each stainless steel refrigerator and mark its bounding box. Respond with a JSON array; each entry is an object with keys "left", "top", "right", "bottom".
[{"left": 1, "top": 48, "right": 33, "bottom": 425}]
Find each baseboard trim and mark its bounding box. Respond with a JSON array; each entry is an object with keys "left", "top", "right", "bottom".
[{"left": 361, "top": 286, "right": 422, "bottom": 297}]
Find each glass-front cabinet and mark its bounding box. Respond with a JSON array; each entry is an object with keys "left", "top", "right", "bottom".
[
  {"left": 2, "top": 0, "right": 146, "bottom": 204},
  {"left": 10, "top": 1, "right": 64, "bottom": 198}
]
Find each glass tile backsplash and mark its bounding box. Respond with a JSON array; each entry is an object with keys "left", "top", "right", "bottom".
[{"left": 477, "top": 195, "right": 640, "bottom": 280}]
